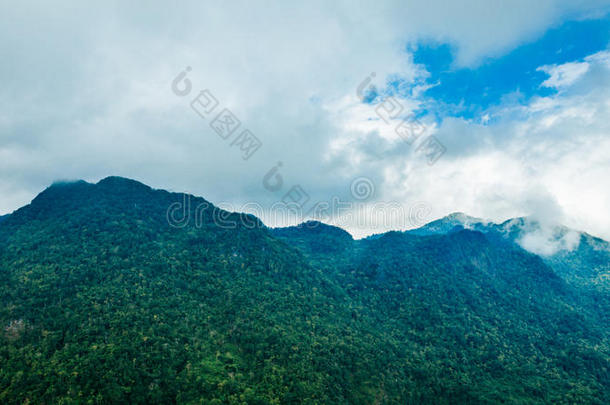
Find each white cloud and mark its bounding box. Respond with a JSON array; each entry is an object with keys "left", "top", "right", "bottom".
[
  {"left": 539, "top": 61, "right": 590, "bottom": 88},
  {"left": 356, "top": 50, "right": 610, "bottom": 240},
  {"left": 0, "top": 0, "right": 609, "bottom": 242},
  {"left": 517, "top": 226, "right": 582, "bottom": 256}
]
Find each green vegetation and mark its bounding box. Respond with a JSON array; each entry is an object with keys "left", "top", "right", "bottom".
[{"left": 0, "top": 177, "right": 608, "bottom": 404}]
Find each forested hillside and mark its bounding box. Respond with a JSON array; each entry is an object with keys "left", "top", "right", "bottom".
[
  {"left": 409, "top": 214, "right": 610, "bottom": 293},
  {"left": 0, "top": 177, "right": 608, "bottom": 404}
]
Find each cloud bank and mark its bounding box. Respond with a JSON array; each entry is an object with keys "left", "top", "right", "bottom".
[{"left": 0, "top": 0, "right": 609, "bottom": 240}]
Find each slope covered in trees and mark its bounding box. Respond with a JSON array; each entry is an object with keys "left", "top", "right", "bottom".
[
  {"left": 0, "top": 177, "right": 608, "bottom": 404},
  {"left": 408, "top": 214, "right": 610, "bottom": 293}
]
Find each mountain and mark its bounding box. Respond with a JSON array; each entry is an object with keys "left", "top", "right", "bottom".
[
  {"left": 0, "top": 214, "right": 9, "bottom": 224},
  {"left": 270, "top": 221, "right": 353, "bottom": 256},
  {"left": 409, "top": 213, "right": 610, "bottom": 292},
  {"left": 0, "top": 177, "right": 608, "bottom": 404},
  {"left": 408, "top": 212, "right": 489, "bottom": 235}
]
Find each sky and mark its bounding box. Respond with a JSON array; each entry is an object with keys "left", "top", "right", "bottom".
[{"left": 1, "top": 0, "right": 610, "bottom": 240}]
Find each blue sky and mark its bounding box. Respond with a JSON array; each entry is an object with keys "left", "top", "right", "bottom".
[{"left": 406, "top": 17, "right": 610, "bottom": 120}]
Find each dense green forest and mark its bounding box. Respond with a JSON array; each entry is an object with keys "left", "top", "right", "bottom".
[
  {"left": 0, "top": 177, "right": 608, "bottom": 404},
  {"left": 410, "top": 213, "right": 610, "bottom": 293}
]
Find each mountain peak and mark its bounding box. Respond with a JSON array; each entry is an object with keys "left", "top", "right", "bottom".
[
  {"left": 97, "top": 176, "right": 151, "bottom": 190},
  {"left": 409, "top": 212, "right": 487, "bottom": 236},
  {"left": 50, "top": 179, "right": 89, "bottom": 187},
  {"left": 273, "top": 220, "right": 353, "bottom": 239},
  {"left": 444, "top": 212, "right": 484, "bottom": 223},
  {"left": 270, "top": 220, "right": 354, "bottom": 254},
  {"left": 34, "top": 179, "right": 93, "bottom": 201}
]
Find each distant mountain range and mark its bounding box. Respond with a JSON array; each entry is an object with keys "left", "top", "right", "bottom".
[
  {"left": 407, "top": 212, "right": 610, "bottom": 292},
  {"left": 0, "top": 177, "right": 608, "bottom": 404}
]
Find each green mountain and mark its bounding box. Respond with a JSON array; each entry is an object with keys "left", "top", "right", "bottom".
[
  {"left": 0, "top": 178, "right": 608, "bottom": 404},
  {"left": 407, "top": 212, "right": 490, "bottom": 236},
  {"left": 408, "top": 213, "right": 610, "bottom": 293}
]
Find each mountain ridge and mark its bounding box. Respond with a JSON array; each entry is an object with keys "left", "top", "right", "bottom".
[
  {"left": 6, "top": 176, "right": 608, "bottom": 246},
  {"left": 0, "top": 176, "right": 608, "bottom": 403}
]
